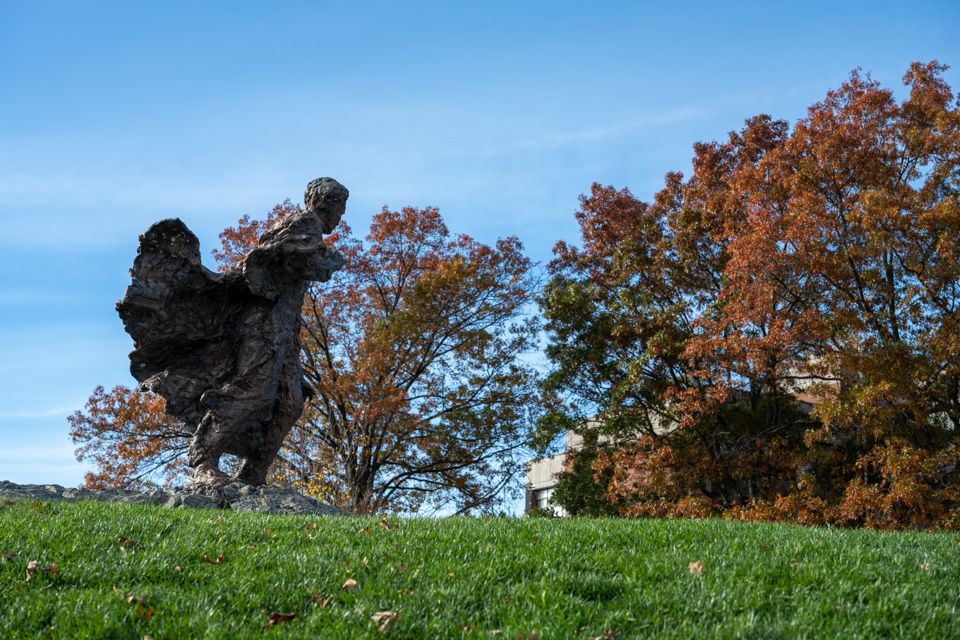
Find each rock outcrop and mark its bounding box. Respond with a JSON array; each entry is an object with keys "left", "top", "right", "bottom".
[{"left": 0, "top": 480, "right": 351, "bottom": 515}]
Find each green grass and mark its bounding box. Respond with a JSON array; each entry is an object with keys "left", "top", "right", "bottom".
[{"left": 1, "top": 499, "right": 958, "bottom": 639}]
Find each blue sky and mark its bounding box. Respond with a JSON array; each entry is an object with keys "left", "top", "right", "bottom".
[{"left": 1, "top": 0, "right": 958, "bottom": 495}]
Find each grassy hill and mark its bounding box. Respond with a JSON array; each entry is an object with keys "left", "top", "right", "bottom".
[{"left": 1, "top": 498, "right": 957, "bottom": 639}]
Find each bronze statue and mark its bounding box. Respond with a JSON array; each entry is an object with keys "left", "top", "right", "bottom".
[{"left": 117, "top": 178, "right": 348, "bottom": 488}]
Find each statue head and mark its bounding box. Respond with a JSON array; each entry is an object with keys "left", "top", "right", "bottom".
[{"left": 304, "top": 177, "right": 349, "bottom": 233}]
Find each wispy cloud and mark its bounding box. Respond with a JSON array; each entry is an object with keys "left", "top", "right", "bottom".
[{"left": 0, "top": 407, "right": 76, "bottom": 420}]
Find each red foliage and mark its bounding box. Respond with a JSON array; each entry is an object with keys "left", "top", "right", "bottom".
[{"left": 546, "top": 62, "right": 960, "bottom": 530}]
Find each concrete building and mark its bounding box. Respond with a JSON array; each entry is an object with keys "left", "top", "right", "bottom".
[{"left": 524, "top": 430, "right": 585, "bottom": 515}]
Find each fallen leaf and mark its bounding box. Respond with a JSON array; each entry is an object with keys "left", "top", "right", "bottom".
[
  {"left": 265, "top": 612, "right": 298, "bottom": 629},
  {"left": 0, "top": 550, "right": 14, "bottom": 561},
  {"left": 25, "top": 560, "right": 39, "bottom": 581},
  {"left": 136, "top": 605, "right": 154, "bottom": 619},
  {"left": 303, "top": 534, "right": 315, "bottom": 540},
  {"left": 362, "top": 557, "right": 370, "bottom": 566},
  {"left": 587, "top": 631, "right": 621, "bottom": 640},
  {"left": 342, "top": 557, "right": 352, "bottom": 566},
  {"left": 343, "top": 578, "right": 358, "bottom": 591},
  {"left": 144, "top": 636, "right": 155, "bottom": 640},
  {"left": 203, "top": 554, "right": 224, "bottom": 565},
  {"left": 396, "top": 564, "right": 406, "bottom": 574},
  {"left": 371, "top": 611, "right": 401, "bottom": 634},
  {"left": 311, "top": 588, "right": 334, "bottom": 607},
  {"left": 447, "top": 572, "right": 455, "bottom": 578},
  {"left": 117, "top": 536, "right": 137, "bottom": 548},
  {"left": 360, "top": 526, "right": 371, "bottom": 536},
  {"left": 305, "top": 524, "right": 317, "bottom": 531},
  {"left": 127, "top": 593, "right": 148, "bottom": 604},
  {"left": 174, "top": 565, "right": 183, "bottom": 572},
  {"left": 688, "top": 561, "right": 703, "bottom": 576},
  {"left": 48, "top": 563, "right": 59, "bottom": 575},
  {"left": 246, "top": 545, "right": 257, "bottom": 550},
  {"left": 491, "top": 631, "right": 501, "bottom": 636},
  {"left": 397, "top": 589, "right": 412, "bottom": 596},
  {"left": 790, "top": 562, "right": 804, "bottom": 568},
  {"left": 921, "top": 562, "right": 931, "bottom": 571},
  {"left": 516, "top": 632, "right": 538, "bottom": 640},
  {"left": 379, "top": 518, "right": 395, "bottom": 530},
  {"left": 261, "top": 528, "right": 273, "bottom": 538}
]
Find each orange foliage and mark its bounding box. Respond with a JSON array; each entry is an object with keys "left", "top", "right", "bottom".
[
  {"left": 545, "top": 62, "right": 960, "bottom": 530},
  {"left": 68, "top": 385, "right": 191, "bottom": 490}
]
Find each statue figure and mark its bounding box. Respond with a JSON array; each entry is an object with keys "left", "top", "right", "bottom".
[{"left": 116, "top": 177, "right": 348, "bottom": 488}]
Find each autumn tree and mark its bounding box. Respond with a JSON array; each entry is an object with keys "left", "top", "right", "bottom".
[
  {"left": 72, "top": 200, "right": 551, "bottom": 514},
  {"left": 714, "top": 61, "right": 960, "bottom": 528},
  {"left": 543, "top": 115, "right": 810, "bottom": 518},
  {"left": 68, "top": 385, "right": 190, "bottom": 490},
  {"left": 544, "top": 62, "right": 960, "bottom": 529}
]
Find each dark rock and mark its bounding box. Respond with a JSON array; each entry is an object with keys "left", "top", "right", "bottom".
[
  {"left": 0, "top": 481, "right": 352, "bottom": 516},
  {"left": 116, "top": 177, "right": 348, "bottom": 488}
]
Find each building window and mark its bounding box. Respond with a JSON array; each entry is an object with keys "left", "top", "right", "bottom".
[{"left": 535, "top": 487, "right": 554, "bottom": 511}]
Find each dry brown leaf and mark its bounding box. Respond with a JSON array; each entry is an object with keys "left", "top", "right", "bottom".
[
  {"left": 397, "top": 589, "right": 412, "bottom": 596},
  {"left": 25, "top": 560, "right": 39, "bottom": 581},
  {"left": 343, "top": 578, "right": 358, "bottom": 591},
  {"left": 0, "top": 550, "right": 14, "bottom": 562},
  {"left": 261, "top": 528, "right": 273, "bottom": 538},
  {"left": 136, "top": 605, "right": 154, "bottom": 619},
  {"left": 688, "top": 561, "right": 703, "bottom": 576},
  {"left": 305, "top": 524, "right": 317, "bottom": 530},
  {"left": 342, "top": 557, "right": 352, "bottom": 566},
  {"left": 143, "top": 636, "right": 155, "bottom": 640},
  {"left": 921, "top": 562, "right": 931, "bottom": 571},
  {"left": 265, "top": 612, "right": 298, "bottom": 629},
  {"left": 362, "top": 557, "right": 370, "bottom": 566},
  {"left": 447, "top": 572, "right": 455, "bottom": 578},
  {"left": 360, "top": 526, "right": 371, "bottom": 536},
  {"left": 303, "top": 534, "right": 315, "bottom": 540},
  {"left": 311, "top": 588, "right": 334, "bottom": 607},
  {"left": 587, "top": 631, "right": 621, "bottom": 640},
  {"left": 117, "top": 536, "right": 137, "bottom": 548},
  {"left": 48, "top": 563, "right": 58, "bottom": 575},
  {"left": 371, "top": 611, "right": 401, "bottom": 634},
  {"left": 203, "top": 554, "right": 225, "bottom": 565},
  {"left": 246, "top": 545, "right": 257, "bottom": 550},
  {"left": 379, "top": 518, "right": 395, "bottom": 530},
  {"left": 516, "top": 632, "right": 538, "bottom": 640},
  {"left": 174, "top": 565, "right": 183, "bottom": 573}
]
